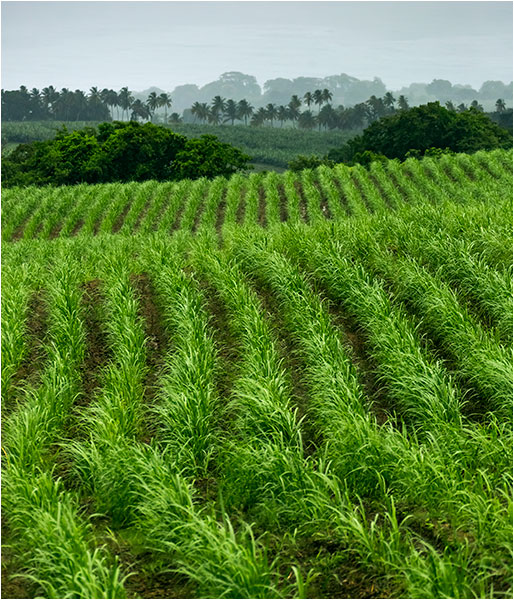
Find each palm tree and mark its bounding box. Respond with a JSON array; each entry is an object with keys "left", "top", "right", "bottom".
[
  {"left": 383, "top": 92, "right": 396, "bottom": 112},
  {"left": 265, "top": 103, "right": 277, "bottom": 127},
  {"left": 168, "top": 112, "right": 182, "bottom": 124},
  {"left": 334, "top": 105, "right": 350, "bottom": 130},
  {"left": 104, "top": 89, "right": 120, "bottom": 120},
  {"left": 277, "top": 105, "right": 289, "bottom": 127},
  {"left": 348, "top": 103, "right": 368, "bottom": 129},
  {"left": 398, "top": 95, "right": 409, "bottom": 111},
  {"left": 159, "top": 93, "right": 172, "bottom": 122},
  {"left": 192, "top": 102, "right": 210, "bottom": 123},
  {"left": 287, "top": 96, "right": 301, "bottom": 127},
  {"left": 237, "top": 99, "right": 253, "bottom": 125},
  {"left": 496, "top": 98, "right": 507, "bottom": 113},
  {"left": 289, "top": 95, "right": 302, "bottom": 110},
  {"left": 87, "top": 87, "right": 105, "bottom": 120},
  {"left": 130, "top": 99, "right": 150, "bottom": 121},
  {"left": 57, "top": 88, "right": 72, "bottom": 120},
  {"left": 298, "top": 110, "right": 317, "bottom": 130},
  {"left": 119, "top": 87, "right": 134, "bottom": 121},
  {"left": 147, "top": 91, "right": 160, "bottom": 122},
  {"left": 42, "top": 86, "right": 59, "bottom": 114},
  {"left": 445, "top": 100, "right": 456, "bottom": 112},
  {"left": 73, "top": 89, "right": 88, "bottom": 120},
  {"left": 89, "top": 87, "right": 101, "bottom": 102},
  {"left": 224, "top": 99, "right": 239, "bottom": 125},
  {"left": 321, "top": 88, "right": 333, "bottom": 106},
  {"left": 211, "top": 95, "right": 226, "bottom": 123},
  {"left": 318, "top": 104, "right": 336, "bottom": 130},
  {"left": 457, "top": 103, "right": 467, "bottom": 112},
  {"left": 101, "top": 88, "right": 113, "bottom": 118},
  {"left": 303, "top": 91, "right": 313, "bottom": 110},
  {"left": 208, "top": 106, "right": 222, "bottom": 125},
  {"left": 251, "top": 107, "right": 267, "bottom": 127},
  {"left": 191, "top": 101, "right": 202, "bottom": 123},
  {"left": 313, "top": 89, "right": 324, "bottom": 113},
  {"left": 470, "top": 100, "right": 483, "bottom": 112},
  {"left": 366, "top": 95, "right": 386, "bottom": 121}
]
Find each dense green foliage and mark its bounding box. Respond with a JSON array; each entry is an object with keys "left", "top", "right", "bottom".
[
  {"left": 328, "top": 102, "right": 512, "bottom": 163},
  {"left": 2, "top": 120, "right": 354, "bottom": 169},
  {"left": 287, "top": 154, "right": 336, "bottom": 171},
  {"left": 2, "top": 151, "right": 512, "bottom": 599},
  {"left": 1, "top": 122, "right": 251, "bottom": 187}
]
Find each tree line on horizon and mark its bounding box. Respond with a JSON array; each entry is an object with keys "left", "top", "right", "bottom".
[
  {"left": 167, "top": 71, "right": 514, "bottom": 114},
  {"left": 188, "top": 91, "right": 509, "bottom": 131},
  {"left": 1, "top": 86, "right": 177, "bottom": 123},
  {"left": 2, "top": 85, "right": 510, "bottom": 132}
]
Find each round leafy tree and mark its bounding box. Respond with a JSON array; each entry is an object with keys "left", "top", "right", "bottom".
[
  {"left": 2, "top": 122, "right": 252, "bottom": 187},
  {"left": 329, "top": 102, "right": 512, "bottom": 163}
]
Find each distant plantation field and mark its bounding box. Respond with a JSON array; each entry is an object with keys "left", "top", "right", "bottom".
[
  {"left": 1, "top": 120, "right": 357, "bottom": 169},
  {"left": 2, "top": 150, "right": 513, "bottom": 599}
]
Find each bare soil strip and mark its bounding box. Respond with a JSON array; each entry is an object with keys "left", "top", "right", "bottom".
[
  {"left": 272, "top": 535, "right": 390, "bottom": 599},
  {"left": 92, "top": 202, "right": 111, "bottom": 236},
  {"left": 473, "top": 156, "right": 504, "bottom": 180},
  {"left": 11, "top": 290, "right": 49, "bottom": 397},
  {"left": 439, "top": 162, "right": 458, "bottom": 184},
  {"left": 77, "top": 279, "right": 111, "bottom": 407},
  {"left": 248, "top": 278, "right": 319, "bottom": 454},
  {"left": 349, "top": 171, "right": 374, "bottom": 213},
  {"left": 330, "top": 173, "right": 351, "bottom": 216},
  {"left": 311, "top": 172, "right": 333, "bottom": 220},
  {"left": 455, "top": 161, "right": 477, "bottom": 182},
  {"left": 112, "top": 197, "right": 135, "bottom": 234},
  {"left": 32, "top": 221, "right": 44, "bottom": 239},
  {"left": 170, "top": 198, "right": 186, "bottom": 232},
  {"left": 48, "top": 219, "right": 65, "bottom": 240},
  {"left": 385, "top": 169, "right": 411, "bottom": 204},
  {"left": 131, "top": 273, "right": 168, "bottom": 443},
  {"left": 1, "top": 523, "right": 38, "bottom": 600},
  {"left": 215, "top": 187, "right": 229, "bottom": 235},
  {"left": 94, "top": 525, "right": 196, "bottom": 600},
  {"left": 11, "top": 210, "right": 36, "bottom": 241},
  {"left": 257, "top": 183, "right": 268, "bottom": 227},
  {"left": 126, "top": 566, "right": 195, "bottom": 599},
  {"left": 368, "top": 173, "right": 394, "bottom": 209},
  {"left": 375, "top": 275, "right": 491, "bottom": 422},
  {"left": 152, "top": 189, "right": 174, "bottom": 232},
  {"left": 133, "top": 191, "right": 158, "bottom": 233},
  {"left": 293, "top": 180, "right": 309, "bottom": 222},
  {"left": 235, "top": 186, "right": 246, "bottom": 224},
  {"left": 71, "top": 218, "right": 85, "bottom": 236},
  {"left": 277, "top": 182, "right": 289, "bottom": 222},
  {"left": 197, "top": 279, "right": 240, "bottom": 412},
  {"left": 311, "top": 281, "right": 395, "bottom": 427},
  {"left": 191, "top": 188, "right": 211, "bottom": 234}
]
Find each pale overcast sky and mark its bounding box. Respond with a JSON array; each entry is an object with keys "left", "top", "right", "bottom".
[{"left": 1, "top": 1, "right": 512, "bottom": 92}]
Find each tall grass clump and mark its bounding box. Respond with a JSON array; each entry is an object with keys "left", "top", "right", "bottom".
[{"left": 3, "top": 253, "right": 127, "bottom": 598}]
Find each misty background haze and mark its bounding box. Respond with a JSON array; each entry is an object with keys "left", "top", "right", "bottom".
[{"left": 2, "top": 1, "right": 512, "bottom": 95}]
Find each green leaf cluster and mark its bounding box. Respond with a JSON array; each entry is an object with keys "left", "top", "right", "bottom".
[
  {"left": 2, "top": 121, "right": 251, "bottom": 187},
  {"left": 287, "top": 154, "right": 336, "bottom": 172},
  {"left": 328, "top": 102, "right": 512, "bottom": 163},
  {"left": 171, "top": 134, "right": 252, "bottom": 180}
]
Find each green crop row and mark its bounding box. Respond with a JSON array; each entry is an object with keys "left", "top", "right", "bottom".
[
  {"left": 2, "top": 149, "right": 511, "bottom": 599},
  {"left": 2, "top": 149, "right": 511, "bottom": 243}
]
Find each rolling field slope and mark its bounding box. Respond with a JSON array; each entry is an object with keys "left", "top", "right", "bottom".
[{"left": 2, "top": 149, "right": 513, "bottom": 599}]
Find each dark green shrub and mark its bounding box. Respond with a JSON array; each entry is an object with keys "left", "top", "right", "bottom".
[{"left": 287, "top": 154, "right": 335, "bottom": 172}]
